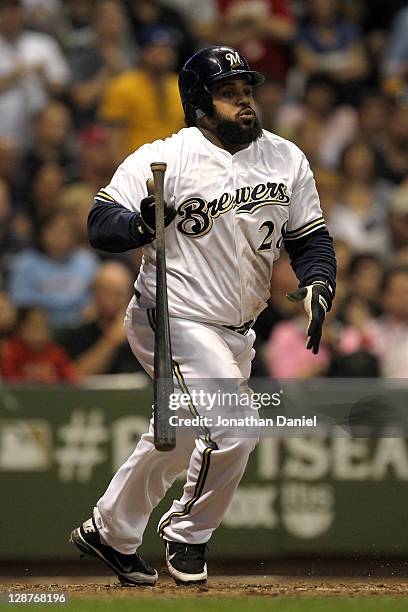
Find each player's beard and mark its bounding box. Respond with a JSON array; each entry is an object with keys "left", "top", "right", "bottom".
[{"left": 211, "top": 109, "right": 263, "bottom": 147}]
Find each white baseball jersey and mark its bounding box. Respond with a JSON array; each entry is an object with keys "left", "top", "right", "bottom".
[
  {"left": 92, "top": 126, "right": 327, "bottom": 555},
  {"left": 100, "top": 127, "right": 325, "bottom": 326}
]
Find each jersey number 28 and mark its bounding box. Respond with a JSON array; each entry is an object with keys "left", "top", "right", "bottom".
[{"left": 258, "top": 220, "right": 287, "bottom": 251}]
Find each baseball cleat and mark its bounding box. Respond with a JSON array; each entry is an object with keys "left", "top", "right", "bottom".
[
  {"left": 70, "top": 517, "right": 158, "bottom": 586},
  {"left": 165, "top": 540, "right": 207, "bottom": 584}
]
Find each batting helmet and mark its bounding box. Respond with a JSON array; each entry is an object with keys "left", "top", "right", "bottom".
[{"left": 179, "top": 46, "right": 265, "bottom": 125}]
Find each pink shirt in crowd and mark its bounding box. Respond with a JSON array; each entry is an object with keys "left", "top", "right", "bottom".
[
  {"left": 265, "top": 318, "right": 330, "bottom": 378},
  {"left": 339, "top": 318, "right": 408, "bottom": 378}
]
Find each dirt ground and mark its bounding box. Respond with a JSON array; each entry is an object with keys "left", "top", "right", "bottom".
[{"left": 2, "top": 576, "right": 408, "bottom": 599}]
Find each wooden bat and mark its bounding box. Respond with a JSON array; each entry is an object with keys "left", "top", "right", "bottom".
[{"left": 150, "top": 162, "right": 176, "bottom": 451}]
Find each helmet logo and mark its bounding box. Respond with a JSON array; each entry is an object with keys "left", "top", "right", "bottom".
[{"left": 225, "top": 51, "right": 244, "bottom": 69}]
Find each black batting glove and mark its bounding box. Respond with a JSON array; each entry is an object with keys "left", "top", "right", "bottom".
[
  {"left": 286, "top": 280, "right": 334, "bottom": 354},
  {"left": 133, "top": 178, "right": 176, "bottom": 242}
]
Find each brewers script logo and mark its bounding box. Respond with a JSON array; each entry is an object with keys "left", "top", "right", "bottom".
[
  {"left": 225, "top": 51, "right": 244, "bottom": 69},
  {"left": 177, "top": 182, "right": 290, "bottom": 237}
]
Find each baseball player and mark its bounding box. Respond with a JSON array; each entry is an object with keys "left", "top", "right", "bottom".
[{"left": 70, "top": 46, "right": 336, "bottom": 586}]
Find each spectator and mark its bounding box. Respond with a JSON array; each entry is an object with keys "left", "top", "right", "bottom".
[
  {"left": 374, "top": 103, "right": 408, "bottom": 186},
  {"left": 1, "top": 306, "right": 78, "bottom": 383},
  {"left": 8, "top": 209, "right": 98, "bottom": 328},
  {"left": 328, "top": 348, "right": 380, "bottom": 377},
  {"left": 382, "top": 7, "right": 408, "bottom": 101},
  {"left": 21, "top": 101, "right": 76, "bottom": 192},
  {"left": 338, "top": 266, "right": 408, "bottom": 378},
  {"left": 125, "top": 0, "right": 196, "bottom": 69},
  {"left": 60, "top": 182, "right": 94, "bottom": 249},
  {"left": 0, "top": 291, "right": 17, "bottom": 352},
  {"left": 356, "top": 93, "right": 389, "bottom": 149},
  {"left": 0, "top": 137, "right": 23, "bottom": 208},
  {"left": 295, "top": 0, "right": 368, "bottom": 104},
  {"left": 99, "top": 24, "right": 184, "bottom": 159},
  {"left": 277, "top": 74, "right": 358, "bottom": 167},
  {"left": 56, "top": 0, "right": 95, "bottom": 55},
  {"left": 208, "top": 0, "right": 295, "bottom": 81},
  {"left": 346, "top": 253, "right": 384, "bottom": 312},
  {"left": 360, "top": 0, "right": 406, "bottom": 91},
  {"left": 59, "top": 261, "right": 143, "bottom": 376},
  {"left": 314, "top": 167, "right": 341, "bottom": 224},
  {"left": 0, "top": 0, "right": 70, "bottom": 149},
  {"left": 27, "top": 162, "right": 66, "bottom": 222},
  {"left": 254, "top": 76, "right": 285, "bottom": 135},
  {"left": 0, "top": 138, "right": 32, "bottom": 243},
  {"left": 77, "top": 124, "right": 117, "bottom": 190},
  {"left": 325, "top": 293, "right": 381, "bottom": 378},
  {"left": 0, "top": 177, "right": 27, "bottom": 286},
  {"left": 159, "top": 0, "right": 218, "bottom": 46},
  {"left": 387, "top": 182, "right": 408, "bottom": 254},
  {"left": 293, "top": 116, "right": 323, "bottom": 171},
  {"left": 22, "top": 0, "right": 63, "bottom": 34},
  {"left": 330, "top": 141, "right": 389, "bottom": 254},
  {"left": 334, "top": 254, "right": 384, "bottom": 338},
  {"left": 69, "top": 0, "right": 135, "bottom": 128},
  {"left": 396, "top": 245, "right": 408, "bottom": 265}
]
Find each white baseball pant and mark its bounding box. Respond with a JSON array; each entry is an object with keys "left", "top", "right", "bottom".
[{"left": 94, "top": 296, "right": 258, "bottom": 553}]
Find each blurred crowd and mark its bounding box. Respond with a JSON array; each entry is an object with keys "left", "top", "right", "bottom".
[{"left": 0, "top": 0, "right": 406, "bottom": 384}]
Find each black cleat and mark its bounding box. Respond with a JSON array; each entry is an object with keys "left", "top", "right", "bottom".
[
  {"left": 70, "top": 517, "right": 158, "bottom": 586},
  {"left": 165, "top": 540, "right": 207, "bottom": 584}
]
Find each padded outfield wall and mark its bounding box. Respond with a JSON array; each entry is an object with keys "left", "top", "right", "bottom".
[{"left": 0, "top": 382, "right": 407, "bottom": 561}]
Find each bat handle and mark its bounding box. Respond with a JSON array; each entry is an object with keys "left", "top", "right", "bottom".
[{"left": 150, "top": 162, "right": 167, "bottom": 237}]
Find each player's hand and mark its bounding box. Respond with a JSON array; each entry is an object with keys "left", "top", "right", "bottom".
[
  {"left": 139, "top": 179, "right": 176, "bottom": 239},
  {"left": 286, "top": 281, "right": 334, "bottom": 354}
]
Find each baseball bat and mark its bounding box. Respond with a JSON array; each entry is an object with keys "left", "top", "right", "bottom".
[{"left": 150, "top": 162, "right": 176, "bottom": 451}]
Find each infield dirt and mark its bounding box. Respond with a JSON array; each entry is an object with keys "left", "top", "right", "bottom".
[{"left": 2, "top": 576, "right": 408, "bottom": 599}]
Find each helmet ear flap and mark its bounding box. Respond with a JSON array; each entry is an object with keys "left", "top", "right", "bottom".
[
  {"left": 184, "top": 100, "right": 210, "bottom": 126},
  {"left": 181, "top": 71, "right": 213, "bottom": 123},
  {"left": 191, "top": 83, "right": 213, "bottom": 116},
  {"left": 184, "top": 104, "right": 197, "bottom": 127}
]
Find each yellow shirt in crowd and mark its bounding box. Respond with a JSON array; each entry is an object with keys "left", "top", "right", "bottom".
[{"left": 100, "top": 70, "right": 185, "bottom": 154}]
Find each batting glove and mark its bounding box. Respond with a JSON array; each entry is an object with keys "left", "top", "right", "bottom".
[
  {"left": 133, "top": 179, "right": 176, "bottom": 242},
  {"left": 286, "top": 280, "right": 334, "bottom": 354}
]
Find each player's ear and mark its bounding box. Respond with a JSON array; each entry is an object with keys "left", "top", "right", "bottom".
[{"left": 146, "top": 178, "right": 155, "bottom": 197}]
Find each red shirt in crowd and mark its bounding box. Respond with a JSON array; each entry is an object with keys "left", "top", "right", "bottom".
[
  {"left": 1, "top": 336, "right": 78, "bottom": 384},
  {"left": 216, "top": 0, "right": 294, "bottom": 80}
]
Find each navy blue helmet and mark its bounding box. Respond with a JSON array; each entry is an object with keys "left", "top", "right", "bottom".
[{"left": 179, "top": 46, "right": 265, "bottom": 125}]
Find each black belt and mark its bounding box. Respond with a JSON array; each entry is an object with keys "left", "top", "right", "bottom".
[
  {"left": 223, "top": 320, "right": 254, "bottom": 335},
  {"left": 136, "top": 290, "right": 253, "bottom": 336}
]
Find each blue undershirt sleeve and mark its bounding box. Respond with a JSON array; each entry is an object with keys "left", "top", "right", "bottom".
[
  {"left": 284, "top": 228, "right": 337, "bottom": 292},
  {"left": 87, "top": 198, "right": 152, "bottom": 253}
]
